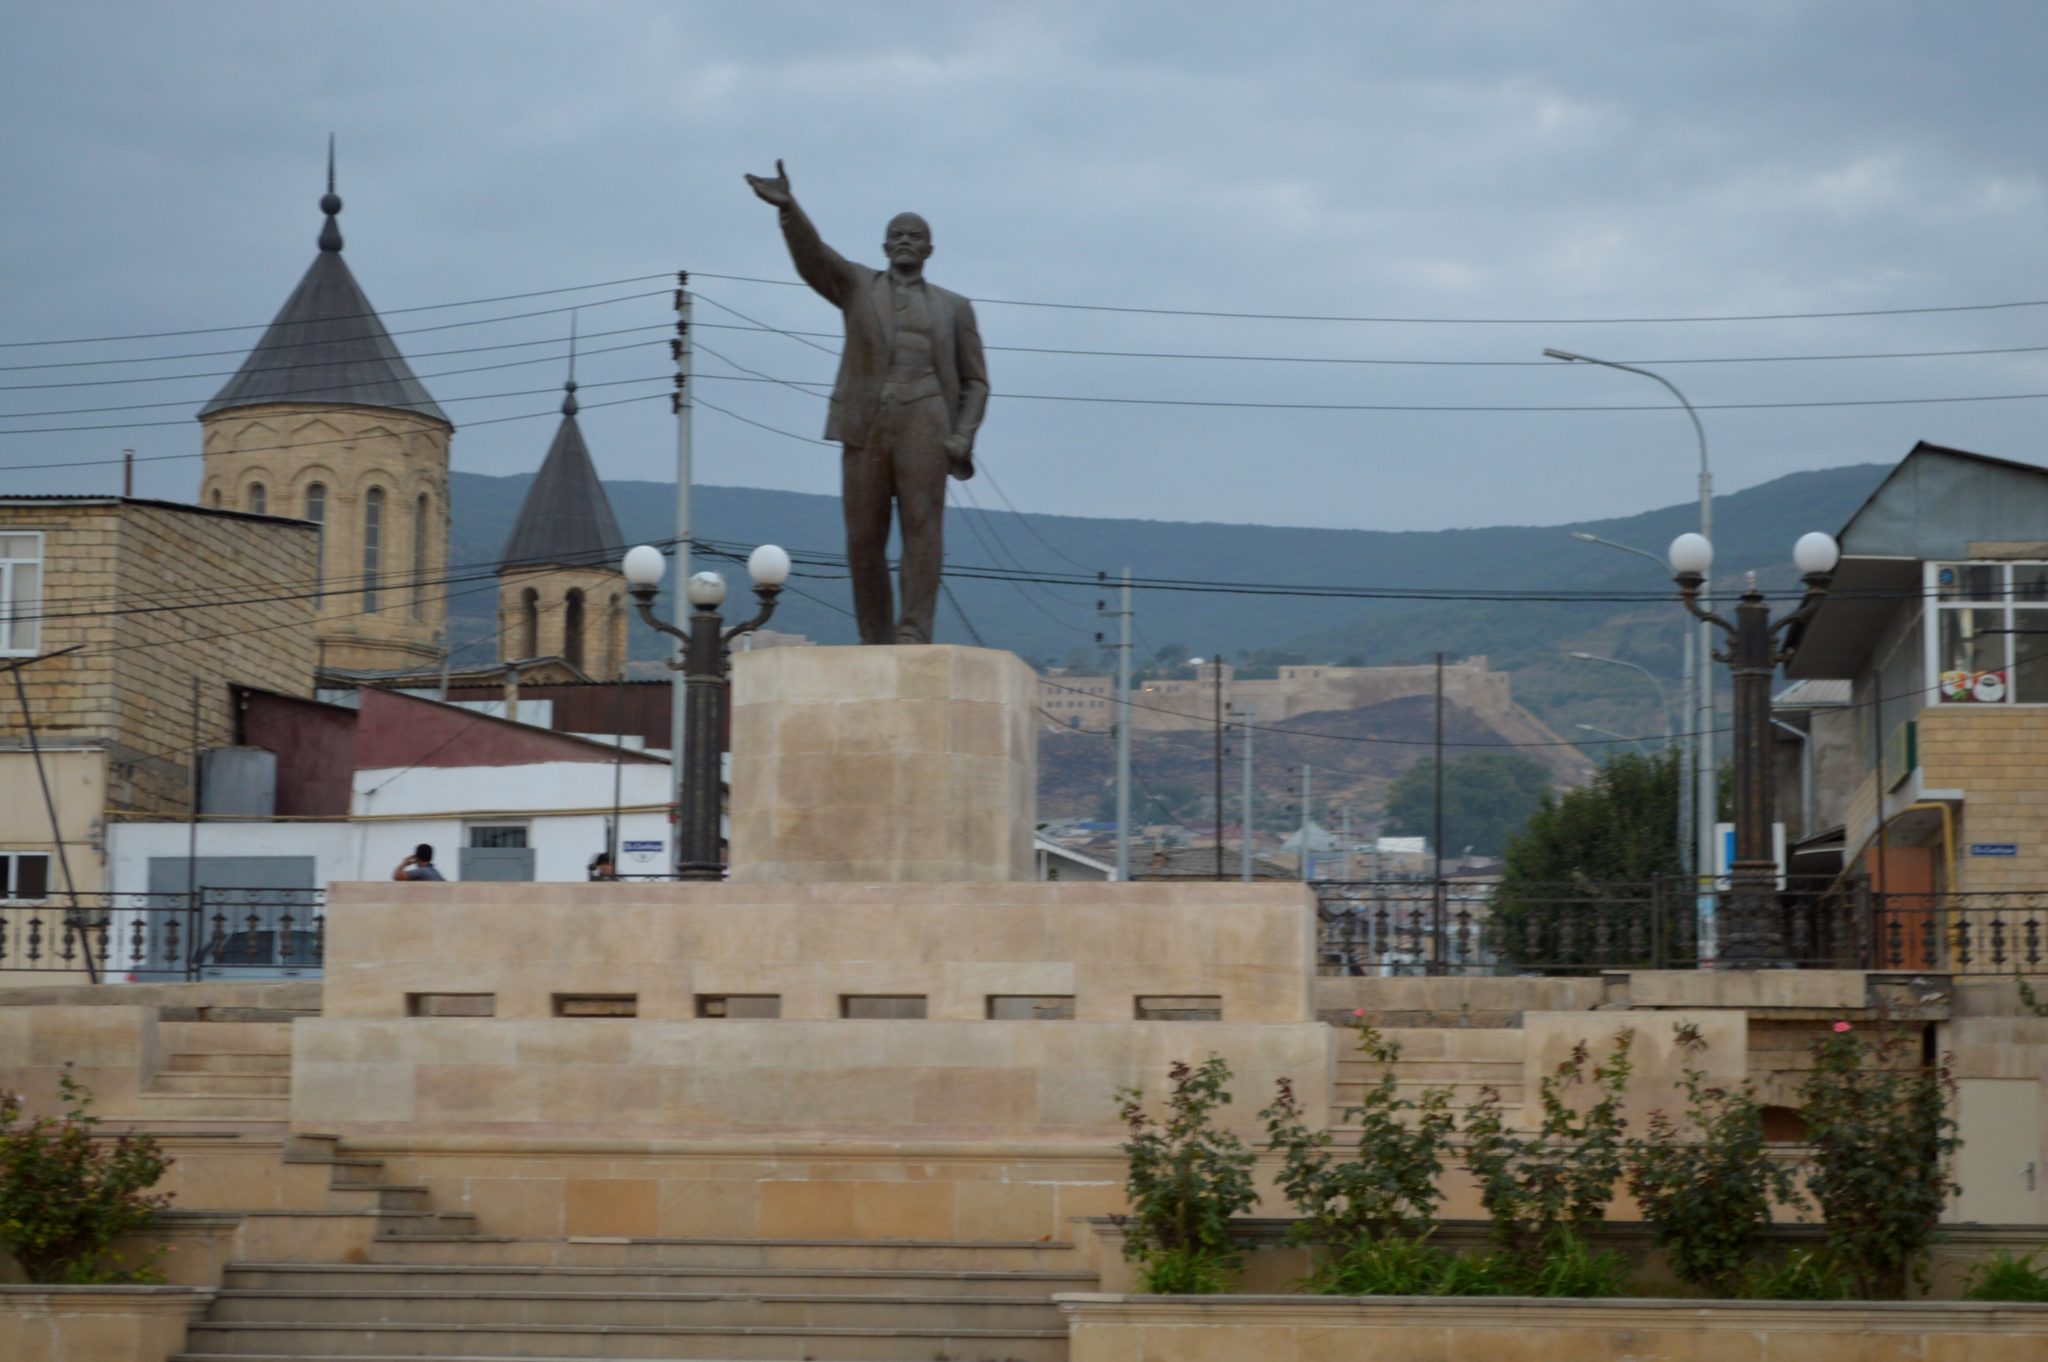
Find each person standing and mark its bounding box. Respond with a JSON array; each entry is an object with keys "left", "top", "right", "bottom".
[
  {"left": 744, "top": 159, "right": 990, "bottom": 645},
  {"left": 392, "top": 843, "right": 446, "bottom": 881}
]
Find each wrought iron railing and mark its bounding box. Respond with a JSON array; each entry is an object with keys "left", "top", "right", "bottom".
[
  {"left": 1308, "top": 876, "right": 2029, "bottom": 975},
  {"left": 0, "top": 888, "right": 326, "bottom": 982}
]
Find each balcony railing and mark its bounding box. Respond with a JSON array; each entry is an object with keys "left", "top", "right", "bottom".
[
  {"left": 0, "top": 888, "right": 326, "bottom": 982},
  {"left": 1313, "top": 877, "right": 2044, "bottom": 976}
]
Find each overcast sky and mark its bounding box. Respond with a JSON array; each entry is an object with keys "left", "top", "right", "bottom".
[{"left": 5, "top": 2, "right": 2047, "bottom": 534}]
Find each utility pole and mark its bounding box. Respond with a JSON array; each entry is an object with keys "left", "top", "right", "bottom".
[
  {"left": 1212, "top": 653, "right": 1224, "bottom": 881},
  {"left": 1298, "top": 764, "right": 1312, "bottom": 882},
  {"left": 669, "top": 275, "right": 693, "bottom": 876},
  {"left": 1432, "top": 652, "right": 1446, "bottom": 973},
  {"left": 1239, "top": 707, "right": 1254, "bottom": 882},
  {"left": 1099, "top": 569, "right": 1134, "bottom": 882},
  {"left": 1677, "top": 630, "right": 1694, "bottom": 879}
]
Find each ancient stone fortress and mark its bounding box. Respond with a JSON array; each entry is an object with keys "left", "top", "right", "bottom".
[{"left": 5, "top": 640, "right": 2047, "bottom": 1361}]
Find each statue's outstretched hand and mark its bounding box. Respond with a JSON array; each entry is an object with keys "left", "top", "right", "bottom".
[{"left": 744, "top": 159, "right": 794, "bottom": 209}]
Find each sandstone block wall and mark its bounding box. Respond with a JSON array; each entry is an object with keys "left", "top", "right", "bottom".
[
  {"left": 729, "top": 645, "right": 1039, "bottom": 881},
  {"left": 0, "top": 501, "right": 318, "bottom": 818}
]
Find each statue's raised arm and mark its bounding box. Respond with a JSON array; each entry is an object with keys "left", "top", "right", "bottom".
[{"left": 743, "top": 159, "right": 794, "bottom": 210}]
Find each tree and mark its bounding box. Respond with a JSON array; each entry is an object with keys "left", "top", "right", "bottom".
[
  {"left": 1382, "top": 752, "right": 1553, "bottom": 858},
  {"left": 1501, "top": 749, "right": 1682, "bottom": 884},
  {"left": 1491, "top": 749, "right": 1682, "bottom": 967}
]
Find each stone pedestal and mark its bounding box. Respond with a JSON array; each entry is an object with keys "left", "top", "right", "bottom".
[{"left": 727, "top": 645, "right": 1037, "bottom": 881}]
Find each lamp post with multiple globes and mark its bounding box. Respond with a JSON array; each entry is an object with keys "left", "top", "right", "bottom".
[
  {"left": 1668, "top": 529, "right": 1839, "bottom": 965},
  {"left": 622, "top": 543, "right": 791, "bottom": 880}
]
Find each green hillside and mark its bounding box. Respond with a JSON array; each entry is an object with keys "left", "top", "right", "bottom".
[{"left": 450, "top": 461, "right": 1880, "bottom": 725}]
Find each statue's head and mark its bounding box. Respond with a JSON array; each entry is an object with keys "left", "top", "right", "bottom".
[{"left": 883, "top": 212, "right": 933, "bottom": 269}]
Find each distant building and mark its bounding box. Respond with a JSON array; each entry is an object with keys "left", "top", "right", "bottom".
[
  {"left": 1785, "top": 441, "right": 2048, "bottom": 897},
  {"left": 0, "top": 497, "right": 319, "bottom": 920}
]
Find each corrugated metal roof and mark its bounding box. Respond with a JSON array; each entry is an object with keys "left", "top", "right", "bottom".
[
  {"left": 198, "top": 191, "right": 447, "bottom": 424},
  {"left": 499, "top": 389, "right": 624, "bottom": 570}
]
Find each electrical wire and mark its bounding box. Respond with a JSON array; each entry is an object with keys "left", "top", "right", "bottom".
[
  {"left": 687, "top": 269, "right": 2048, "bottom": 326},
  {"left": 0, "top": 274, "right": 675, "bottom": 349}
]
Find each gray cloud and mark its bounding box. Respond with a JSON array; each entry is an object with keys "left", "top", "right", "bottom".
[{"left": 5, "top": 0, "right": 2047, "bottom": 539}]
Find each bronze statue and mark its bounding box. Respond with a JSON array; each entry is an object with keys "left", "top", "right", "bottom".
[{"left": 745, "top": 160, "right": 989, "bottom": 645}]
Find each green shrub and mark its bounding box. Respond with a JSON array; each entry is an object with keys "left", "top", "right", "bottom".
[
  {"left": 1262, "top": 1026, "right": 1455, "bottom": 1256},
  {"left": 1464, "top": 1028, "right": 1634, "bottom": 1267},
  {"left": 1625, "top": 1023, "right": 1796, "bottom": 1296},
  {"left": 1136, "top": 1244, "right": 1237, "bottom": 1295},
  {"left": 1526, "top": 1230, "right": 1632, "bottom": 1298},
  {"left": 1434, "top": 1248, "right": 1529, "bottom": 1297},
  {"left": 1797, "top": 1024, "right": 1961, "bottom": 1299},
  {"left": 1963, "top": 1249, "right": 2048, "bottom": 1302},
  {"left": 1115, "top": 1056, "right": 1258, "bottom": 1293},
  {"left": 1737, "top": 1247, "right": 1854, "bottom": 1301},
  {"left": 1303, "top": 1233, "right": 1447, "bottom": 1295},
  {"left": 0, "top": 1069, "right": 173, "bottom": 1283}
]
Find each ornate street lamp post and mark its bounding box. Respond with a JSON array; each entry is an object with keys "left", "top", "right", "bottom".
[
  {"left": 1668, "top": 530, "right": 1839, "bottom": 966},
  {"left": 621, "top": 543, "right": 791, "bottom": 879}
]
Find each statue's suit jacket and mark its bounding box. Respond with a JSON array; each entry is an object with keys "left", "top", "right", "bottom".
[{"left": 778, "top": 205, "right": 990, "bottom": 453}]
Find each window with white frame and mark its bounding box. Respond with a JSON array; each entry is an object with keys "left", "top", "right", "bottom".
[
  {"left": 1929, "top": 561, "right": 2048, "bottom": 704},
  {"left": 0, "top": 532, "right": 42, "bottom": 655},
  {"left": 1, "top": 853, "right": 51, "bottom": 902}
]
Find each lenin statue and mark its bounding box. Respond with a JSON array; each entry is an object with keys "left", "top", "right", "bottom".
[{"left": 745, "top": 160, "right": 990, "bottom": 645}]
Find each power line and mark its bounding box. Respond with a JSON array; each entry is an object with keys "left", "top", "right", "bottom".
[
  {"left": 688, "top": 269, "right": 2048, "bottom": 326},
  {"left": 0, "top": 339, "right": 661, "bottom": 420},
  {"left": 0, "top": 326, "right": 668, "bottom": 392},
  {"left": 0, "top": 273, "right": 675, "bottom": 349},
  {"left": 0, "top": 373, "right": 672, "bottom": 435},
  {"left": 688, "top": 368, "right": 2048, "bottom": 415},
  {"left": 681, "top": 315, "right": 2048, "bottom": 371}
]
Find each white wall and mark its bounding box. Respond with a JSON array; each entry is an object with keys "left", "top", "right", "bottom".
[
  {"left": 108, "top": 802, "right": 675, "bottom": 890},
  {"left": 350, "top": 759, "right": 669, "bottom": 819}
]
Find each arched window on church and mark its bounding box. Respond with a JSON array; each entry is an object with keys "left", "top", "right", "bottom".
[
  {"left": 363, "top": 487, "right": 384, "bottom": 613},
  {"left": 608, "top": 592, "right": 622, "bottom": 678},
  {"left": 304, "top": 484, "right": 326, "bottom": 596},
  {"left": 209, "top": 488, "right": 222, "bottom": 509},
  {"left": 248, "top": 483, "right": 266, "bottom": 515},
  {"left": 564, "top": 589, "right": 586, "bottom": 672},
  {"left": 412, "top": 494, "right": 429, "bottom": 619},
  {"left": 521, "top": 588, "right": 540, "bottom": 659}
]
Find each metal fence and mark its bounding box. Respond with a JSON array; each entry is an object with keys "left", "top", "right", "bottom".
[
  {"left": 0, "top": 888, "right": 326, "bottom": 982},
  {"left": 1313, "top": 878, "right": 2048, "bottom": 976}
]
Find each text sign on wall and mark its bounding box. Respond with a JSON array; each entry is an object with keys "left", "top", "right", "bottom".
[{"left": 1969, "top": 843, "right": 2019, "bottom": 858}]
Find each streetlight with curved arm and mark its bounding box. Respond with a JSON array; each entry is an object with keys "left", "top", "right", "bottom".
[
  {"left": 1546, "top": 348, "right": 1717, "bottom": 933},
  {"left": 1567, "top": 651, "right": 1673, "bottom": 745}
]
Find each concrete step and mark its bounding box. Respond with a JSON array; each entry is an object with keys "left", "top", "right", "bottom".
[
  {"left": 164, "top": 1051, "right": 293, "bottom": 1075},
  {"left": 151, "top": 1072, "right": 293, "bottom": 1096},
  {"left": 131, "top": 1092, "right": 289, "bottom": 1121},
  {"left": 176, "top": 1319, "right": 1068, "bottom": 1359},
  {"left": 208, "top": 1289, "right": 1064, "bottom": 1330},
  {"left": 366, "top": 1236, "right": 1086, "bottom": 1272},
  {"left": 225, "top": 1262, "right": 1097, "bottom": 1297},
  {"left": 327, "top": 1183, "right": 431, "bottom": 1214},
  {"left": 159, "top": 1020, "right": 296, "bottom": 1054}
]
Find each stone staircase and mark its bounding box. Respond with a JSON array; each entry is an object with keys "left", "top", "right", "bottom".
[
  {"left": 169, "top": 1136, "right": 1090, "bottom": 1360},
  {"left": 131, "top": 1018, "right": 300, "bottom": 1131}
]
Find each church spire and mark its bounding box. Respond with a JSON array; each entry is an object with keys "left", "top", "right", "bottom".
[
  {"left": 318, "top": 134, "right": 343, "bottom": 253},
  {"left": 562, "top": 310, "right": 579, "bottom": 416}
]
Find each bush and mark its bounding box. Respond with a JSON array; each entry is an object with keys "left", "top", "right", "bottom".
[
  {"left": 1464, "top": 1028, "right": 1634, "bottom": 1266},
  {"left": 1625, "top": 1022, "right": 1796, "bottom": 1296},
  {"left": 1737, "top": 1247, "right": 1854, "bottom": 1301},
  {"left": 1115, "top": 1056, "right": 1259, "bottom": 1293},
  {"left": 1797, "top": 1024, "right": 1961, "bottom": 1300},
  {"left": 1262, "top": 1026, "right": 1455, "bottom": 1255},
  {"left": 1964, "top": 1249, "right": 2048, "bottom": 1302},
  {"left": 0, "top": 1069, "right": 173, "bottom": 1283}
]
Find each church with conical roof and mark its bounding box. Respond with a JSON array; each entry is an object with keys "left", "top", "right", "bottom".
[
  {"left": 197, "top": 147, "right": 452, "bottom": 674},
  {"left": 495, "top": 363, "right": 629, "bottom": 682}
]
